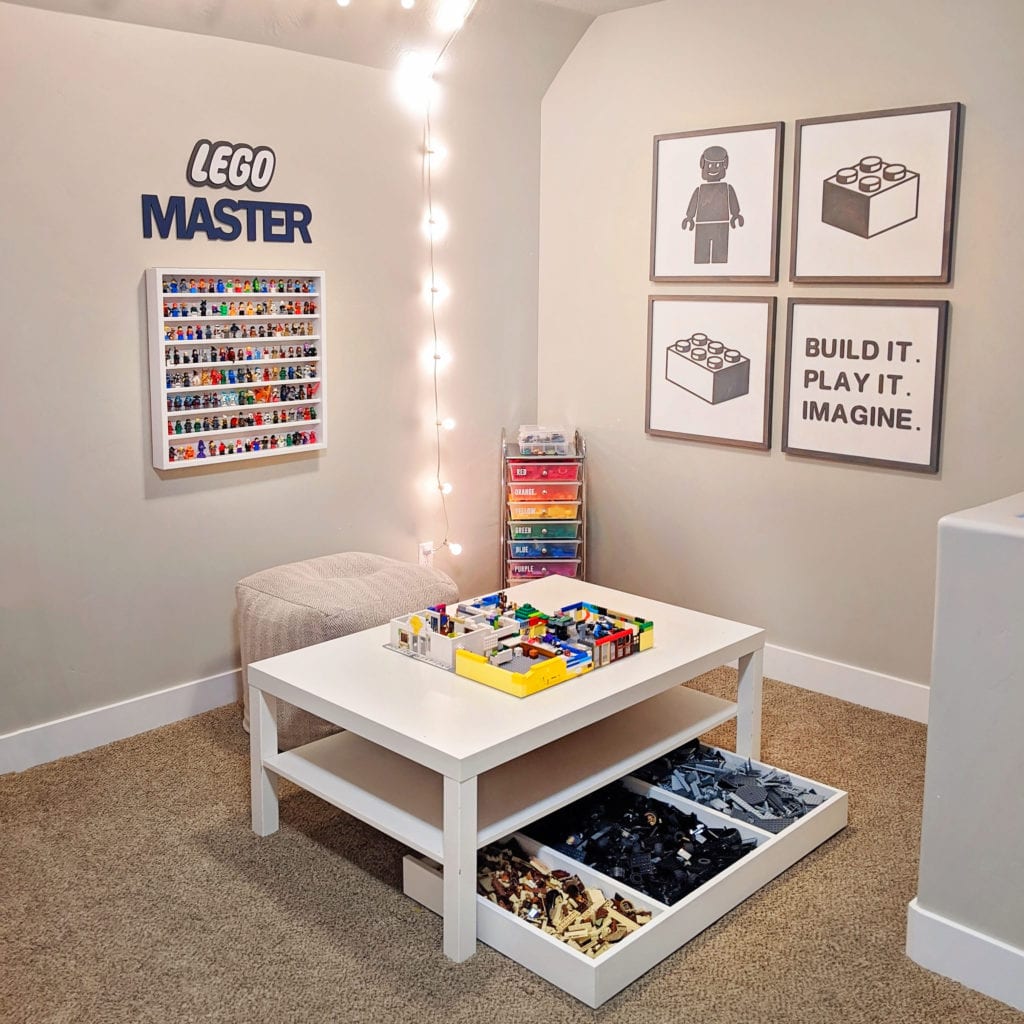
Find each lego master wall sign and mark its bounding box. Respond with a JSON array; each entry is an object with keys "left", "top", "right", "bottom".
[{"left": 141, "top": 139, "right": 313, "bottom": 243}]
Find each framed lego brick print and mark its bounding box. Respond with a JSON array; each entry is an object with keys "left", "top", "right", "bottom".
[
  {"left": 790, "top": 103, "right": 962, "bottom": 283},
  {"left": 645, "top": 295, "right": 776, "bottom": 450},
  {"left": 782, "top": 298, "right": 949, "bottom": 473},
  {"left": 650, "top": 122, "right": 783, "bottom": 282}
]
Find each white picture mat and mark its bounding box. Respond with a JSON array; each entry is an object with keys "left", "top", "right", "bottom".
[
  {"left": 653, "top": 127, "right": 779, "bottom": 279},
  {"left": 648, "top": 299, "right": 771, "bottom": 445},
  {"left": 793, "top": 108, "right": 954, "bottom": 279},
  {"left": 785, "top": 303, "right": 943, "bottom": 467}
]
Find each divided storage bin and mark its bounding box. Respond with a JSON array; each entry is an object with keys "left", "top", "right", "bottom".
[{"left": 403, "top": 741, "right": 846, "bottom": 1008}]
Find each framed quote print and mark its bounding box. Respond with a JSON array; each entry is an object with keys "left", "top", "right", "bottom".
[
  {"left": 782, "top": 298, "right": 949, "bottom": 472},
  {"left": 651, "top": 122, "right": 783, "bottom": 283},
  {"left": 790, "top": 103, "right": 962, "bottom": 283},
  {"left": 646, "top": 295, "right": 776, "bottom": 450}
]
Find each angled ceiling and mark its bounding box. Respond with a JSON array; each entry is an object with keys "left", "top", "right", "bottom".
[{"left": 2, "top": 0, "right": 659, "bottom": 70}]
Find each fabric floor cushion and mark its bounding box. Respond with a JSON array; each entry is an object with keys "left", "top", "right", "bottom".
[{"left": 237, "top": 551, "right": 458, "bottom": 750}]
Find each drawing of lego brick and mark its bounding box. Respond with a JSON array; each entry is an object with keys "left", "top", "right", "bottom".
[
  {"left": 821, "top": 156, "right": 920, "bottom": 238},
  {"left": 665, "top": 333, "right": 750, "bottom": 405}
]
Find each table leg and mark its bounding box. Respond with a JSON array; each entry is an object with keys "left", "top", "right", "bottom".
[
  {"left": 442, "top": 775, "right": 478, "bottom": 962},
  {"left": 250, "top": 685, "right": 280, "bottom": 836},
  {"left": 735, "top": 647, "right": 764, "bottom": 760}
]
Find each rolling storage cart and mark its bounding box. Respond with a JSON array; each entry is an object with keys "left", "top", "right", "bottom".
[{"left": 500, "top": 428, "right": 587, "bottom": 587}]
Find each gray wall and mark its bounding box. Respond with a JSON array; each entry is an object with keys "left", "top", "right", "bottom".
[
  {"left": 0, "top": 1, "right": 589, "bottom": 733},
  {"left": 538, "top": 0, "right": 1024, "bottom": 686}
]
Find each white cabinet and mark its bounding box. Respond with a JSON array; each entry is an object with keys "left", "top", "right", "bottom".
[{"left": 146, "top": 268, "right": 326, "bottom": 470}]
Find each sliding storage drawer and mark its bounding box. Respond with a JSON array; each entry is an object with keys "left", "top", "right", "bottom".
[
  {"left": 404, "top": 757, "right": 846, "bottom": 1008},
  {"left": 508, "top": 482, "right": 581, "bottom": 502},
  {"left": 508, "top": 521, "right": 580, "bottom": 541},
  {"left": 507, "top": 460, "right": 580, "bottom": 482},
  {"left": 508, "top": 540, "right": 582, "bottom": 560},
  {"left": 508, "top": 501, "right": 580, "bottom": 521}
]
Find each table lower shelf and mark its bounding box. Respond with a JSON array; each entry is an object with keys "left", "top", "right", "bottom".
[{"left": 263, "top": 685, "right": 738, "bottom": 861}]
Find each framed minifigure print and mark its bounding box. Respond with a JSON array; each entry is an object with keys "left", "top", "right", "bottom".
[
  {"left": 646, "top": 295, "right": 776, "bottom": 450},
  {"left": 790, "top": 103, "right": 962, "bottom": 283},
  {"left": 650, "top": 122, "right": 783, "bottom": 283}
]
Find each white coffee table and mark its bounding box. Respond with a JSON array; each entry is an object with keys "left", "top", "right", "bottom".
[{"left": 248, "top": 575, "right": 766, "bottom": 964}]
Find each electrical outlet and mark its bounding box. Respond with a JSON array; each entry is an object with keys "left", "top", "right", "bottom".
[{"left": 418, "top": 541, "right": 434, "bottom": 566}]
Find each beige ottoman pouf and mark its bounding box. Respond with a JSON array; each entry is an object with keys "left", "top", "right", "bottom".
[{"left": 237, "top": 551, "right": 458, "bottom": 750}]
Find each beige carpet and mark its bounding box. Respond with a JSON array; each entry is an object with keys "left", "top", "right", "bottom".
[{"left": 1, "top": 670, "right": 1020, "bottom": 1024}]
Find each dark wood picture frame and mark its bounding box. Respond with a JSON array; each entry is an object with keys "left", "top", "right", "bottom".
[
  {"left": 781, "top": 297, "right": 949, "bottom": 473},
  {"left": 790, "top": 102, "right": 962, "bottom": 284},
  {"left": 645, "top": 294, "right": 777, "bottom": 451},
  {"left": 650, "top": 121, "right": 783, "bottom": 283}
]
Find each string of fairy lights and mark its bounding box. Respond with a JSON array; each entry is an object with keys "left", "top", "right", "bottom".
[
  {"left": 396, "top": 0, "right": 479, "bottom": 559},
  {"left": 335, "top": 0, "right": 477, "bottom": 558}
]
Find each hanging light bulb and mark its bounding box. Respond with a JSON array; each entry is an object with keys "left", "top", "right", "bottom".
[
  {"left": 447, "top": 542, "right": 463, "bottom": 556},
  {"left": 436, "top": 0, "right": 472, "bottom": 31},
  {"left": 395, "top": 51, "right": 437, "bottom": 114},
  {"left": 439, "top": 481, "right": 453, "bottom": 495},
  {"left": 421, "top": 342, "right": 451, "bottom": 371},
  {"left": 422, "top": 275, "right": 450, "bottom": 304},
  {"left": 421, "top": 207, "right": 449, "bottom": 242},
  {"left": 439, "top": 417, "right": 456, "bottom": 431},
  {"left": 425, "top": 140, "right": 448, "bottom": 170}
]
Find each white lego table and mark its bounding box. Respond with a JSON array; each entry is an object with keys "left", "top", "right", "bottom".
[{"left": 248, "top": 575, "right": 846, "bottom": 1005}]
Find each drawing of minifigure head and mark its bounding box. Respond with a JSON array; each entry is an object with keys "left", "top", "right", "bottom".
[{"left": 700, "top": 145, "right": 729, "bottom": 182}]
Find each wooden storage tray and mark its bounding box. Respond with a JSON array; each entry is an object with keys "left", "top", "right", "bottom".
[{"left": 403, "top": 752, "right": 846, "bottom": 1007}]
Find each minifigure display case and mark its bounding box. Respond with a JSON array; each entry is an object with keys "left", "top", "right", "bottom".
[
  {"left": 501, "top": 428, "right": 587, "bottom": 587},
  {"left": 146, "top": 268, "right": 326, "bottom": 470}
]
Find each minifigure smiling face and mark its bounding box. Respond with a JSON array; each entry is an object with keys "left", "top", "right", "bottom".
[{"left": 700, "top": 145, "right": 729, "bottom": 181}]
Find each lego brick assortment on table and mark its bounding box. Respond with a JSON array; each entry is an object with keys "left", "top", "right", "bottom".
[
  {"left": 524, "top": 783, "right": 756, "bottom": 906},
  {"left": 633, "top": 740, "right": 827, "bottom": 834},
  {"left": 478, "top": 839, "right": 652, "bottom": 958},
  {"left": 387, "top": 592, "right": 653, "bottom": 697}
]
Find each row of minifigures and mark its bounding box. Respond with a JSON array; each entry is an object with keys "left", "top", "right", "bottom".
[
  {"left": 164, "top": 299, "right": 317, "bottom": 318},
  {"left": 163, "top": 277, "right": 316, "bottom": 295},
  {"left": 168, "top": 431, "right": 318, "bottom": 462},
  {"left": 165, "top": 344, "right": 317, "bottom": 365},
  {"left": 166, "top": 382, "right": 318, "bottom": 410},
  {"left": 166, "top": 364, "right": 317, "bottom": 389},
  {"left": 163, "top": 321, "right": 315, "bottom": 342},
  {"left": 169, "top": 406, "right": 318, "bottom": 435}
]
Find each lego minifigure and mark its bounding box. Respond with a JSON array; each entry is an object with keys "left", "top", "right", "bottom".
[{"left": 680, "top": 145, "right": 743, "bottom": 265}]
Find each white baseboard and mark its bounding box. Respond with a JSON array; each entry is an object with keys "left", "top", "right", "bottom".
[
  {"left": 763, "top": 643, "right": 929, "bottom": 723},
  {"left": 907, "top": 898, "right": 1024, "bottom": 1012},
  {"left": 0, "top": 669, "right": 241, "bottom": 775}
]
